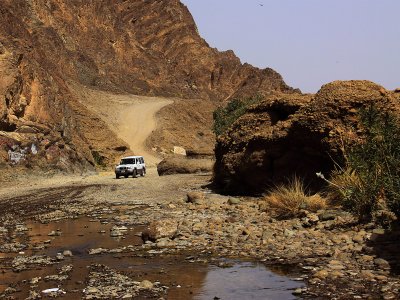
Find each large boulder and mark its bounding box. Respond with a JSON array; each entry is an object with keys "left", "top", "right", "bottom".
[
  {"left": 157, "top": 156, "right": 213, "bottom": 176},
  {"left": 141, "top": 219, "right": 178, "bottom": 242},
  {"left": 213, "top": 81, "right": 400, "bottom": 194}
]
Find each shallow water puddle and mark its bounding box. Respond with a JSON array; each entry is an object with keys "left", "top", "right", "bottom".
[
  {"left": 26, "top": 217, "right": 144, "bottom": 256},
  {"left": 194, "top": 261, "right": 303, "bottom": 300},
  {"left": 0, "top": 217, "right": 304, "bottom": 299}
]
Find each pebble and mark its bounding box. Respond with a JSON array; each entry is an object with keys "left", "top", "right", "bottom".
[
  {"left": 374, "top": 258, "right": 390, "bottom": 269},
  {"left": 139, "top": 280, "right": 154, "bottom": 289},
  {"left": 63, "top": 250, "right": 73, "bottom": 257},
  {"left": 314, "top": 269, "right": 329, "bottom": 279},
  {"left": 360, "top": 270, "right": 375, "bottom": 280},
  {"left": 228, "top": 198, "right": 240, "bottom": 205}
]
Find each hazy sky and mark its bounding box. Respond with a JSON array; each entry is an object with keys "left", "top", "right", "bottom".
[{"left": 181, "top": 0, "right": 400, "bottom": 93}]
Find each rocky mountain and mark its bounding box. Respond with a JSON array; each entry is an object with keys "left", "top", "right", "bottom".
[
  {"left": 213, "top": 81, "right": 400, "bottom": 194},
  {"left": 0, "top": 0, "right": 295, "bottom": 174}
]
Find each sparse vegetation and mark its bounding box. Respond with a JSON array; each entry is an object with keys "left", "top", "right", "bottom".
[
  {"left": 91, "top": 150, "right": 106, "bottom": 167},
  {"left": 262, "top": 177, "right": 327, "bottom": 219},
  {"left": 213, "top": 95, "right": 262, "bottom": 136},
  {"left": 328, "top": 105, "right": 400, "bottom": 224}
]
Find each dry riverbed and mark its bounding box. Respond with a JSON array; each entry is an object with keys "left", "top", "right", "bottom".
[{"left": 0, "top": 169, "right": 399, "bottom": 299}]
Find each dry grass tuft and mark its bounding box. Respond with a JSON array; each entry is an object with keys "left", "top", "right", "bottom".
[
  {"left": 325, "top": 168, "right": 362, "bottom": 205},
  {"left": 262, "top": 177, "right": 327, "bottom": 219}
]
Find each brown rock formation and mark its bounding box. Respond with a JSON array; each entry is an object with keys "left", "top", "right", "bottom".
[
  {"left": 213, "top": 81, "right": 400, "bottom": 195},
  {"left": 0, "top": 0, "right": 296, "bottom": 100},
  {"left": 0, "top": 0, "right": 295, "bottom": 172},
  {"left": 157, "top": 156, "right": 213, "bottom": 176}
]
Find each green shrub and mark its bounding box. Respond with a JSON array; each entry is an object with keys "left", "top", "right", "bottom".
[
  {"left": 330, "top": 104, "right": 400, "bottom": 223},
  {"left": 91, "top": 150, "right": 106, "bottom": 167},
  {"left": 213, "top": 95, "right": 262, "bottom": 136}
]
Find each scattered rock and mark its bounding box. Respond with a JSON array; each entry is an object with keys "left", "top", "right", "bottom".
[
  {"left": 173, "top": 146, "right": 186, "bottom": 156},
  {"left": 110, "top": 226, "right": 128, "bottom": 237},
  {"left": 318, "top": 212, "right": 336, "bottom": 221},
  {"left": 228, "top": 198, "right": 240, "bottom": 205},
  {"left": 88, "top": 248, "right": 107, "bottom": 255},
  {"left": 0, "top": 242, "right": 27, "bottom": 253},
  {"left": 352, "top": 234, "right": 364, "bottom": 244},
  {"left": 63, "top": 250, "right": 73, "bottom": 257},
  {"left": 139, "top": 280, "right": 154, "bottom": 289},
  {"left": 374, "top": 258, "right": 390, "bottom": 270},
  {"left": 313, "top": 269, "right": 329, "bottom": 279},
  {"left": 84, "top": 264, "right": 164, "bottom": 299},
  {"left": 284, "top": 229, "right": 296, "bottom": 238},
  {"left": 12, "top": 255, "right": 55, "bottom": 271},
  {"left": 186, "top": 192, "right": 205, "bottom": 205},
  {"left": 15, "top": 224, "right": 28, "bottom": 232},
  {"left": 48, "top": 230, "right": 61, "bottom": 236},
  {"left": 143, "top": 219, "right": 178, "bottom": 242}
]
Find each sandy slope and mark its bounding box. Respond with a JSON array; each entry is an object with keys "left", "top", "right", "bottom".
[
  {"left": 71, "top": 84, "right": 173, "bottom": 166},
  {"left": 116, "top": 98, "right": 173, "bottom": 165}
]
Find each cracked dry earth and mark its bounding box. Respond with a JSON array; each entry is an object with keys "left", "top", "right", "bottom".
[{"left": 0, "top": 169, "right": 400, "bottom": 299}]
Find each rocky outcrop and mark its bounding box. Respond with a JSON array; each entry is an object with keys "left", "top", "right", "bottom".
[
  {"left": 157, "top": 156, "right": 213, "bottom": 176},
  {"left": 0, "top": 40, "right": 129, "bottom": 173},
  {"left": 213, "top": 81, "right": 400, "bottom": 194},
  {"left": 0, "top": 0, "right": 296, "bottom": 100},
  {"left": 0, "top": 0, "right": 295, "bottom": 172}
]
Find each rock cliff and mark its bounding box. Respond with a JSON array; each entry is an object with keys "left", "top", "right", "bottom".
[{"left": 0, "top": 0, "right": 294, "bottom": 173}]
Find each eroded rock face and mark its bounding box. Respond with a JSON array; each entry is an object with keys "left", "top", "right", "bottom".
[
  {"left": 0, "top": 0, "right": 294, "bottom": 172},
  {"left": 213, "top": 81, "right": 400, "bottom": 194},
  {"left": 157, "top": 156, "right": 213, "bottom": 176}
]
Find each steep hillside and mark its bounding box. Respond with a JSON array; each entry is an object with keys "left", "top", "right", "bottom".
[
  {"left": 0, "top": 0, "right": 295, "bottom": 174},
  {"left": 1, "top": 0, "right": 296, "bottom": 99}
]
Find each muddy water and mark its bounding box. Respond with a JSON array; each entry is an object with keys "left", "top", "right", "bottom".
[{"left": 0, "top": 217, "right": 304, "bottom": 299}]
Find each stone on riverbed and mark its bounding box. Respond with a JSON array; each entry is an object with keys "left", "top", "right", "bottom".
[
  {"left": 88, "top": 248, "right": 107, "bottom": 255},
  {"left": 110, "top": 226, "right": 128, "bottom": 237},
  {"left": 186, "top": 192, "right": 205, "bottom": 205},
  {"left": 142, "top": 219, "right": 178, "bottom": 242},
  {"left": 0, "top": 242, "right": 27, "bottom": 253},
  {"left": 139, "top": 280, "right": 154, "bottom": 289},
  {"left": 63, "top": 250, "right": 73, "bottom": 257}
]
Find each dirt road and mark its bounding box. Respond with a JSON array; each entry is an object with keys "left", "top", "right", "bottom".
[
  {"left": 72, "top": 84, "right": 173, "bottom": 166},
  {"left": 117, "top": 99, "right": 173, "bottom": 166}
]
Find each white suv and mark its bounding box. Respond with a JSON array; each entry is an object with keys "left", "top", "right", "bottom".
[{"left": 115, "top": 156, "right": 146, "bottom": 179}]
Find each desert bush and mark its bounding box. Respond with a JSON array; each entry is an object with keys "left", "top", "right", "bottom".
[
  {"left": 325, "top": 167, "right": 362, "bottom": 206},
  {"left": 213, "top": 95, "right": 262, "bottom": 136},
  {"left": 262, "top": 177, "right": 327, "bottom": 219},
  {"left": 328, "top": 104, "right": 400, "bottom": 223},
  {"left": 91, "top": 150, "right": 106, "bottom": 167}
]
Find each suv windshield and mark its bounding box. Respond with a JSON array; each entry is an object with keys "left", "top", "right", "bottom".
[{"left": 120, "top": 158, "right": 134, "bottom": 165}]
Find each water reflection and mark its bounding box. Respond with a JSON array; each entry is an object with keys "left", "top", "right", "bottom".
[
  {"left": 0, "top": 218, "right": 304, "bottom": 299},
  {"left": 195, "top": 260, "right": 303, "bottom": 300}
]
